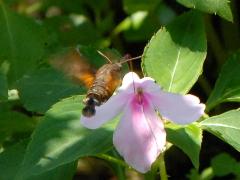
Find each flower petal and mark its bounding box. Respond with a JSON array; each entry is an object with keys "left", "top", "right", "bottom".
[
  {"left": 113, "top": 97, "right": 166, "bottom": 173},
  {"left": 81, "top": 91, "right": 129, "bottom": 129},
  {"left": 140, "top": 78, "right": 162, "bottom": 93},
  {"left": 150, "top": 91, "right": 205, "bottom": 124},
  {"left": 118, "top": 72, "right": 140, "bottom": 93}
]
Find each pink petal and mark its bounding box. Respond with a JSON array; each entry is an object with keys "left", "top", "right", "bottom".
[
  {"left": 81, "top": 91, "right": 129, "bottom": 129},
  {"left": 150, "top": 91, "right": 205, "bottom": 124},
  {"left": 113, "top": 96, "right": 166, "bottom": 173}
]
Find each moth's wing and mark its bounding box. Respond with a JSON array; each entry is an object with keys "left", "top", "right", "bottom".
[{"left": 49, "top": 48, "right": 96, "bottom": 88}]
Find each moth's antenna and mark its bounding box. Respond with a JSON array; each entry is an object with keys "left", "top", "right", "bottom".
[
  {"left": 119, "top": 55, "right": 142, "bottom": 64},
  {"left": 97, "top": 50, "right": 112, "bottom": 63}
]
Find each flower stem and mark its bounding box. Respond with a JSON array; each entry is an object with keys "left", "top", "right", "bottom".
[
  {"left": 159, "top": 152, "right": 168, "bottom": 180},
  {"left": 95, "top": 154, "right": 130, "bottom": 168}
]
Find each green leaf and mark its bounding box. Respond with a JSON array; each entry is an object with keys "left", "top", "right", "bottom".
[
  {"left": 0, "top": 72, "right": 8, "bottom": 100},
  {"left": 177, "top": 0, "right": 233, "bottom": 22},
  {"left": 123, "top": 0, "right": 159, "bottom": 14},
  {"left": 142, "top": 11, "right": 207, "bottom": 94},
  {"left": 17, "top": 95, "right": 117, "bottom": 179},
  {"left": 0, "top": 2, "right": 47, "bottom": 85},
  {"left": 211, "top": 153, "right": 237, "bottom": 176},
  {"left": 200, "top": 109, "right": 240, "bottom": 152},
  {"left": 26, "top": 162, "right": 77, "bottom": 180},
  {"left": 206, "top": 52, "right": 240, "bottom": 111},
  {"left": 0, "top": 139, "right": 77, "bottom": 180},
  {"left": 17, "top": 68, "right": 85, "bottom": 113},
  {"left": 0, "top": 139, "right": 29, "bottom": 180},
  {"left": 165, "top": 123, "right": 202, "bottom": 169}
]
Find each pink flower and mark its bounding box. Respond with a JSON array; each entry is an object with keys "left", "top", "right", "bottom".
[{"left": 81, "top": 72, "right": 205, "bottom": 173}]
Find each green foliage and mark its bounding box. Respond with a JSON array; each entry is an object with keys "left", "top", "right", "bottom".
[
  {"left": 166, "top": 123, "right": 202, "bottom": 169},
  {"left": 17, "top": 68, "right": 85, "bottom": 113},
  {"left": 0, "top": 0, "right": 239, "bottom": 178},
  {"left": 206, "top": 52, "right": 240, "bottom": 111},
  {"left": 201, "top": 109, "right": 240, "bottom": 152},
  {"left": 17, "top": 95, "right": 117, "bottom": 179},
  {"left": 0, "top": 139, "right": 77, "bottom": 180},
  {"left": 123, "top": 0, "right": 159, "bottom": 14},
  {"left": 177, "top": 0, "right": 233, "bottom": 21},
  {"left": 187, "top": 153, "right": 240, "bottom": 179},
  {"left": 0, "top": 72, "right": 8, "bottom": 100},
  {"left": 211, "top": 153, "right": 240, "bottom": 176},
  {"left": 142, "top": 11, "right": 207, "bottom": 94},
  {"left": 0, "top": 2, "right": 48, "bottom": 85}
]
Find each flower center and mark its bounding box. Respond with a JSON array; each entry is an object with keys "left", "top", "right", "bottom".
[{"left": 136, "top": 87, "right": 144, "bottom": 104}]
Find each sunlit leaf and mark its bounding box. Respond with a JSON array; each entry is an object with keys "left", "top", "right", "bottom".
[
  {"left": 177, "top": 0, "right": 233, "bottom": 22},
  {"left": 17, "top": 95, "right": 117, "bottom": 179},
  {"left": 166, "top": 123, "right": 202, "bottom": 169},
  {"left": 0, "top": 139, "right": 77, "bottom": 180},
  {"left": 142, "top": 11, "right": 207, "bottom": 94},
  {"left": 206, "top": 52, "right": 240, "bottom": 111},
  {"left": 201, "top": 109, "right": 240, "bottom": 152}
]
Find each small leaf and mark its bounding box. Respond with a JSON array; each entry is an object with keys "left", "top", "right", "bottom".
[
  {"left": 17, "top": 68, "right": 85, "bottom": 113},
  {"left": 17, "top": 95, "right": 117, "bottom": 179},
  {"left": 200, "top": 109, "right": 240, "bottom": 152},
  {"left": 0, "top": 2, "right": 47, "bottom": 85},
  {"left": 165, "top": 123, "right": 202, "bottom": 169},
  {"left": 177, "top": 0, "right": 233, "bottom": 22},
  {"left": 211, "top": 153, "right": 237, "bottom": 176},
  {"left": 142, "top": 11, "right": 207, "bottom": 94},
  {"left": 206, "top": 52, "right": 240, "bottom": 111}
]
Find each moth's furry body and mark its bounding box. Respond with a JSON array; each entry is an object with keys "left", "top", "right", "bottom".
[{"left": 82, "top": 63, "right": 122, "bottom": 117}]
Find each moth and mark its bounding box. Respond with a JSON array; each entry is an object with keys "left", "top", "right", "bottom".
[{"left": 50, "top": 47, "right": 141, "bottom": 117}]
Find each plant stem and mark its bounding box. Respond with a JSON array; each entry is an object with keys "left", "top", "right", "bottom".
[
  {"left": 159, "top": 152, "right": 168, "bottom": 180},
  {"left": 95, "top": 154, "right": 130, "bottom": 168}
]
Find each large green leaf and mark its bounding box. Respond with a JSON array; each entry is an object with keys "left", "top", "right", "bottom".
[
  {"left": 142, "top": 11, "right": 207, "bottom": 94},
  {"left": 166, "top": 123, "right": 202, "bottom": 169},
  {"left": 17, "top": 68, "right": 85, "bottom": 113},
  {"left": 206, "top": 52, "right": 240, "bottom": 111},
  {"left": 177, "top": 0, "right": 233, "bottom": 22},
  {"left": 200, "top": 109, "right": 240, "bottom": 152},
  {"left": 17, "top": 95, "right": 117, "bottom": 179},
  {"left": 0, "top": 139, "right": 77, "bottom": 180},
  {"left": 0, "top": 2, "right": 47, "bottom": 85}
]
